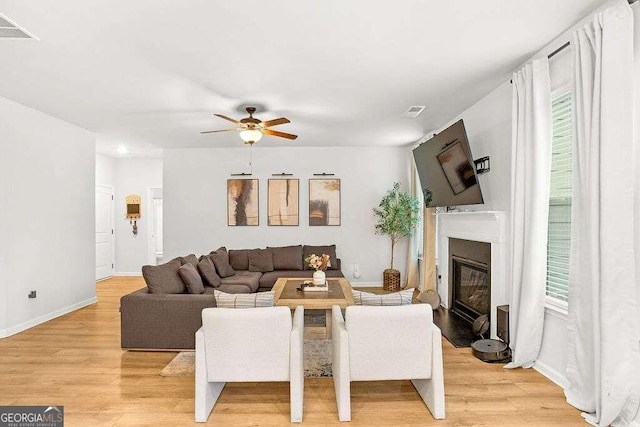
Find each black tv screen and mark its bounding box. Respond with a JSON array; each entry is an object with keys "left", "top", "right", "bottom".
[{"left": 412, "top": 119, "right": 484, "bottom": 208}]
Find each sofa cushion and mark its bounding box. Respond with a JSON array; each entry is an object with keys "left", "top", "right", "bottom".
[
  {"left": 220, "top": 271, "right": 261, "bottom": 293},
  {"left": 214, "top": 290, "right": 275, "bottom": 308},
  {"left": 210, "top": 247, "right": 235, "bottom": 278},
  {"left": 248, "top": 249, "right": 274, "bottom": 272},
  {"left": 268, "top": 245, "right": 304, "bottom": 270},
  {"left": 197, "top": 256, "right": 222, "bottom": 288},
  {"left": 179, "top": 254, "right": 199, "bottom": 269},
  {"left": 229, "top": 249, "right": 252, "bottom": 271},
  {"left": 142, "top": 258, "right": 186, "bottom": 294},
  {"left": 218, "top": 284, "right": 253, "bottom": 294},
  {"left": 303, "top": 244, "right": 338, "bottom": 270},
  {"left": 352, "top": 289, "right": 414, "bottom": 306},
  {"left": 178, "top": 263, "right": 205, "bottom": 294}
]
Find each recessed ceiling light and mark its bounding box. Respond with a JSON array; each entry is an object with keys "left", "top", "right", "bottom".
[
  {"left": 117, "top": 146, "right": 129, "bottom": 155},
  {"left": 402, "top": 106, "right": 426, "bottom": 118}
]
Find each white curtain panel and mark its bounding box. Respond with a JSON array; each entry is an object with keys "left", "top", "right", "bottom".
[
  {"left": 404, "top": 155, "right": 421, "bottom": 289},
  {"left": 505, "top": 59, "right": 552, "bottom": 369},
  {"left": 563, "top": 1, "right": 637, "bottom": 426},
  {"left": 630, "top": 4, "right": 640, "bottom": 425}
]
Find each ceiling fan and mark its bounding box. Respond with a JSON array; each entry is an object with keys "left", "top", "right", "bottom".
[{"left": 201, "top": 106, "right": 298, "bottom": 145}]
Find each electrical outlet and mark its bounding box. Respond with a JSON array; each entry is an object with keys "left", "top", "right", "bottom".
[
  {"left": 349, "top": 264, "right": 355, "bottom": 273},
  {"left": 353, "top": 264, "right": 360, "bottom": 279},
  {"left": 28, "top": 291, "right": 36, "bottom": 299}
]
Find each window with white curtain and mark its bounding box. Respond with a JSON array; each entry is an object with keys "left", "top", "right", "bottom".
[{"left": 546, "top": 90, "right": 572, "bottom": 306}]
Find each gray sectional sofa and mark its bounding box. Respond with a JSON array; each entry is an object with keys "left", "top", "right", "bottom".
[{"left": 120, "top": 244, "right": 344, "bottom": 350}]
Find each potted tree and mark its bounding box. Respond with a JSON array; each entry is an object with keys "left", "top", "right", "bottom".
[{"left": 373, "top": 182, "right": 421, "bottom": 291}]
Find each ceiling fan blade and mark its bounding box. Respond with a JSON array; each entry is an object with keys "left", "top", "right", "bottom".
[
  {"left": 261, "top": 117, "right": 290, "bottom": 127},
  {"left": 263, "top": 128, "right": 298, "bottom": 140},
  {"left": 200, "top": 128, "right": 239, "bottom": 134},
  {"left": 214, "top": 113, "right": 241, "bottom": 125}
]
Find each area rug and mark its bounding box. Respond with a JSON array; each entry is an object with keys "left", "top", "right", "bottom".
[
  {"left": 160, "top": 339, "right": 333, "bottom": 378},
  {"left": 160, "top": 351, "right": 195, "bottom": 376}
]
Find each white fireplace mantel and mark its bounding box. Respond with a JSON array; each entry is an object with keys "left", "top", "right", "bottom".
[{"left": 437, "top": 211, "right": 509, "bottom": 339}]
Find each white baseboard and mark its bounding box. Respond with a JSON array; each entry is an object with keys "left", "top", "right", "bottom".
[
  {"left": 115, "top": 272, "right": 142, "bottom": 277},
  {"left": 0, "top": 296, "right": 98, "bottom": 339},
  {"left": 534, "top": 359, "right": 570, "bottom": 389}
]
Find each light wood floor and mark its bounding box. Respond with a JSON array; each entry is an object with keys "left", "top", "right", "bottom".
[{"left": 0, "top": 277, "right": 584, "bottom": 426}]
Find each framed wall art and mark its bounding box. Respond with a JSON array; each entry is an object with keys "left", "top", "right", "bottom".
[
  {"left": 308, "top": 178, "right": 341, "bottom": 226},
  {"left": 227, "top": 179, "right": 259, "bottom": 226},
  {"left": 268, "top": 179, "right": 299, "bottom": 226}
]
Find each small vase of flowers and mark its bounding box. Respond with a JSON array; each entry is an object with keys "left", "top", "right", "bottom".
[{"left": 305, "top": 253, "right": 331, "bottom": 285}]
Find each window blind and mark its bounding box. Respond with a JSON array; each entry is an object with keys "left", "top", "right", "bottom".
[{"left": 546, "top": 92, "right": 572, "bottom": 303}]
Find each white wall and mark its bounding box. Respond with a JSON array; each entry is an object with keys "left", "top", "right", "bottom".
[
  {"left": 536, "top": 308, "right": 570, "bottom": 387},
  {"left": 96, "top": 154, "right": 115, "bottom": 186},
  {"left": 163, "top": 147, "right": 410, "bottom": 285},
  {"left": 0, "top": 96, "right": 96, "bottom": 338},
  {"left": 113, "top": 158, "right": 163, "bottom": 274}
]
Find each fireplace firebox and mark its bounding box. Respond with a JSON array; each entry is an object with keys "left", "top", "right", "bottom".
[
  {"left": 451, "top": 256, "right": 490, "bottom": 323},
  {"left": 447, "top": 238, "right": 491, "bottom": 324}
]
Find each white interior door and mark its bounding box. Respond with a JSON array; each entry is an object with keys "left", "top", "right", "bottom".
[{"left": 96, "top": 185, "right": 114, "bottom": 280}]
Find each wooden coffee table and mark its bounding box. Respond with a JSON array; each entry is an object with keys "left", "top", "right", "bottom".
[{"left": 272, "top": 277, "right": 354, "bottom": 338}]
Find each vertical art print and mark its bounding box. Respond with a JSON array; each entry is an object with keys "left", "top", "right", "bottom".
[
  {"left": 309, "top": 178, "right": 341, "bottom": 226},
  {"left": 268, "top": 179, "right": 299, "bottom": 226},
  {"left": 227, "top": 179, "right": 259, "bottom": 226}
]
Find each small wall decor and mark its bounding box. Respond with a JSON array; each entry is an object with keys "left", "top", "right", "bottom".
[
  {"left": 268, "top": 179, "right": 299, "bottom": 226},
  {"left": 309, "top": 178, "right": 341, "bottom": 226},
  {"left": 227, "top": 179, "right": 259, "bottom": 226},
  {"left": 125, "top": 194, "right": 141, "bottom": 218}
]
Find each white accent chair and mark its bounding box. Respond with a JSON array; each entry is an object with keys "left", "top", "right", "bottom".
[
  {"left": 195, "top": 306, "right": 304, "bottom": 423},
  {"left": 332, "top": 304, "right": 445, "bottom": 421}
]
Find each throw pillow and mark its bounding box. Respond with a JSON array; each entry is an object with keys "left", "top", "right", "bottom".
[
  {"left": 303, "top": 244, "right": 338, "bottom": 270},
  {"left": 213, "top": 290, "right": 275, "bottom": 308},
  {"left": 229, "top": 249, "right": 252, "bottom": 271},
  {"left": 210, "top": 247, "right": 236, "bottom": 278},
  {"left": 142, "top": 258, "right": 186, "bottom": 294},
  {"left": 248, "top": 249, "right": 274, "bottom": 272},
  {"left": 178, "top": 254, "right": 199, "bottom": 269},
  {"left": 197, "top": 255, "right": 222, "bottom": 288},
  {"left": 178, "top": 263, "right": 205, "bottom": 294},
  {"left": 352, "top": 288, "right": 414, "bottom": 306},
  {"left": 268, "top": 245, "right": 304, "bottom": 270}
]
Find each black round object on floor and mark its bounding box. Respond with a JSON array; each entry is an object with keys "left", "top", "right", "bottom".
[
  {"left": 471, "top": 339, "right": 511, "bottom": 363},
  {"left": 472, "top": 314, "right": 489, "bottom": 337}
]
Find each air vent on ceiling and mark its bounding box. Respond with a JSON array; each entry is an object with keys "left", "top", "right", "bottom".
[
  {"left": 402, "top": 105, "right": 426, "bottom": 118},
  {"left": 0, "top": 13, "right": 38, "bottom": 40}
]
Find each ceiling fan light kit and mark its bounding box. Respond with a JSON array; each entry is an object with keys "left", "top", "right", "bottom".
[
  {"left": 202, "top": 106, "right": 298, "bottom": 144},
  {"left": 239, "top": 129, "right": 262, "bottom": 144}
]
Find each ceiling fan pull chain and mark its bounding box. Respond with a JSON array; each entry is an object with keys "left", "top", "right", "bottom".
[{"left": 250, "top": 144, "right": 253, "bottom": 175}]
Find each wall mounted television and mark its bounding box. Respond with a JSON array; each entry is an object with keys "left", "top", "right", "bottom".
[{"left": 412, "top": 119, "right": 484, "bottom": 208}]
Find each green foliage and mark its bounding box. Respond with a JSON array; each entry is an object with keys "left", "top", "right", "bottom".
[{"left": 373, "top": 182, "right": 421, "bottom": 270}]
